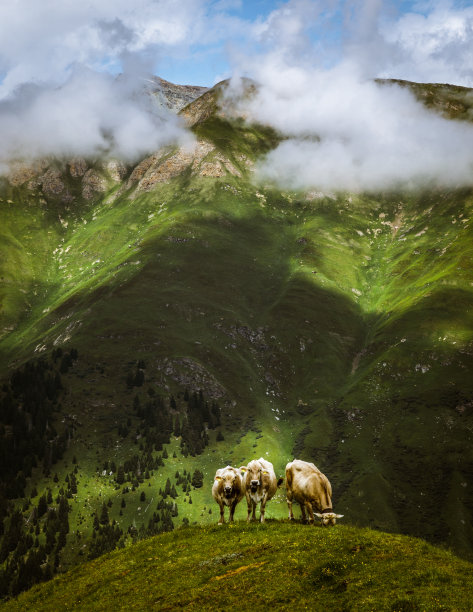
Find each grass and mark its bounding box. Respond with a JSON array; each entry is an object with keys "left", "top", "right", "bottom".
[{"left": 3, "top": 522, "right": 473, "bottom": 611}]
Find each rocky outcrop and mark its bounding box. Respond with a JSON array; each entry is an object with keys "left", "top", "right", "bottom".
[
  {"left": 129, "top": 139, "right": 243, "bottom": 192},
  {"left": 40, "top": 168, "right": 65, "bottom": 196},
  {"left": 82, "top": 169, "right": 107, "bottom": 200},
  {"left": 147, "top": 77, "right": 208, "bottom": 113},
  {"left": 155, "top": 356, "right": 226, "bottom": 399},
  {"left": 69, "top": 158, "right": 87, "bottom": 178},
  {"left": 103, "top": 160, "right": 128, "bottom": 182}
]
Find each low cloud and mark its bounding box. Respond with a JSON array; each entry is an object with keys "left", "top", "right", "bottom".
[
  {"left": 228, "top": 1, "right": 473, "bottom": 191},
  {"left": 0, "top": 0, "right": 246, "bottom": 164},
  {"left": 2, "top": 0, "right": 473, "bottom": 183},
  {"left": 0, "top": 68, "right": 191, "bottom": 163}
]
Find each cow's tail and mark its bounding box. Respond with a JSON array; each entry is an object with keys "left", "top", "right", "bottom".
[
  {"left": 285, "top": 466, "right": 293, "bottom": 490},
  {"left": 322, "top": 477, "right": 333, "bottom": 509}
]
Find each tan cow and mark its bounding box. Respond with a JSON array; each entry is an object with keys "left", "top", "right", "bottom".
[
  {"left": 239, "top": 458, "right": 283, "bottom": 523},
  {"left": 285, "top": 459, "right": 343, "bottom": 526},
  {"left": 212, "top": 465, "right": 244, "bottom": 525}
]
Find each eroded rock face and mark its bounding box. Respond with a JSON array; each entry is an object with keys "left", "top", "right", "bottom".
[
  {"left": 149, "top": 77, "right": 208, "bottom": 113},
  {"left": 40, "top": 168, "right": 65, "bottom": 196},
  {"left": 8, "top": 165, "right": 38, "bottom": 187},
  {"left": 134, "top": 146, "right": 198, "bottom": 191},
  {"left": 104, "top": 160, "right": 128, "bottom": 182},
  {"left": 69, "top": 158, "right": 87, "bottom": 178},
  {"left": 180, "top": 90, "right": 217, "bottom": 127},
  {"left": 7, "top": 159, "right": 49, "bottom": 187},
  {"left": 155, "top": 356, "right": 226, "bottom": 399},
  {"left": 129, "top": 140, "right": 214, "bottom": 192},
  {"left": 82, "top": 169, "right": 107, "bottom": 200},
  {"left": 129, "top": 140, "right": 245, "bottom": 193}
]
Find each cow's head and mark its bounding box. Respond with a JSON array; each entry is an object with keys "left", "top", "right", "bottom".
[
  {"left": 315, "top": 511, "right": 344, "bottom": 526},
  {"left": 243, "top": 462, "right": 269, "bottom": 493},
  {"left": 215, "top": 467, "right": 240, "bottom": 498}
]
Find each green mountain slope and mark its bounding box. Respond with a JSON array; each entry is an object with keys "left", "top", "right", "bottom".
[
  {"left": 1, "top": 79, "right": 473, "bottom": 597},
  {"left": 3, "top": 523, "right": 473, "bottom": 612}
]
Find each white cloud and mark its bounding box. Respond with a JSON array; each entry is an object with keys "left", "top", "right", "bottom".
[
  {"left": 0, "top": 0, "right": 259, "bottom": 161},
  {"left": 0, "top": 68, "right": 193, "bottom": 162},
  {"left": 379, "top": 3, "right": 473, "bottom": 85},
  {"left": 0, "top": 0, "right": 212, "bottom": 97},
  {"left": 226, "top": 1, "right": 473, "bottom": 191},
  {"left": 0, "top": 0, "right": 214, "bottom": 162},
  {"left": 1, "top": 0, "right": 473, "bottom": 174}
]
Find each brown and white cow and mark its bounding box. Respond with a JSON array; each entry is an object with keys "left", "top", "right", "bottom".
[
  {"left": 239, "top": 458, "right": 283, "bottom": 523},
  {"left": 285, "top": 459, "right": 343, "bottom": 526},
  {"left": 212, "top": 465, "right": 244, "bottom": 525}
]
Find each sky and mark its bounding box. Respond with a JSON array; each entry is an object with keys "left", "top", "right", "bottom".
[
  {"left": 1, "top": 0, "right": 472, "bottom": 93},
  {"left": 1, "top": 0, "right": 473, "bottom": 189}
]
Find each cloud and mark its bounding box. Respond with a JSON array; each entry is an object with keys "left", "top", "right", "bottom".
[
  {"left": 0, "top": 0, "right": 211, "bottom": 97},
  {"left": 0, "top": 0, "right": 259, "bottom": 162},
  {"left": 0, "top": 0, "right": 214, "bottom": 162},
  {"left": 1, "top": 0, "right": 473, "bottom": 176},
  {"left": 379, "top": 2, "right": 473, "bottom": 86},
  {"left": 0, "top": 67, "right": 193, "bottom": 163},
  {"left": 227, "top": 0, "right": 473, "bottom": 191}
]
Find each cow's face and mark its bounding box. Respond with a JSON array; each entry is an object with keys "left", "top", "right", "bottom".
[
  {"left": 245, "top": 463, "right": 268, "bottom": 493},
  {"left": 315, "top": 512, "right": 344, "bottom": 526},
  {"left": 215, "top": 470, "right": 239, "bottom": 498}
]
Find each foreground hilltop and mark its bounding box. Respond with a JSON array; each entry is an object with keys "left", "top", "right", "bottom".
[
  {"left": 3, "top": 523, "right": 473, "bottom": 611},
  {"left": 1, "top": 77, "right": 473, "bottom": 598}
]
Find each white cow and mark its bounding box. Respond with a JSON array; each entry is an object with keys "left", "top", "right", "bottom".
[
  {"left": 239, "top": 458, "right": 282, "bottom": 523},
  {"left": 212, "top": 465, "right": 244, "bottom": 525}
]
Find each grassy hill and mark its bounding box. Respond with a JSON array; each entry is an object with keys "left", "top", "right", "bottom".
[
  {"left": 2, "top": 522, "right": 473, "bottom": 611},
  {"left": 1, "top": 78, "right": 473, "bottom": 597}
]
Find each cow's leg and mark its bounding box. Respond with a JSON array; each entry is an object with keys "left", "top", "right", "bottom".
[
  {"left": 246, "top": 494, "right": 252, "bottom": 522},
  {"left": 251, "top": 499, "right": 257, "bottom": 521},
  {"left": 260, "top": 493, "right": 269, "bottom": 523},
  {"left": 218, "top": 502, "right": 225, "bottom": 525},
  {"left": 304, "top": 500, "right": 315, "bottom": 524},
  {"left": 287, "top": 491, "right": 295, "bottom": 520},
  {"left": 300, "top": 502, "right": 307, "bottom": 523},
  {"left": 229, "top": 499, "right": 238, "bottom": 522}
]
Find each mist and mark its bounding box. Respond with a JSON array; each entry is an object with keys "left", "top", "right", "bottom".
[
  {"left": 0, "top": 68, "right": 191, "bottom": 164},
  {"left": 2, "top": 0, "right": 473, "bottom": 188},
  {"left": 235, "top": 62, "right": 473, "bottom": 191},
  {"left": 226, "top": 0, "right": 473, "bottom": 192},
  {"left": 0, "top": 0, "right": 213, "bottom": 165}
]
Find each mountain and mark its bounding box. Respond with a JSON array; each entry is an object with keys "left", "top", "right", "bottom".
[{"left": 1, "top": 77, "right": 473, "bottom": 599}]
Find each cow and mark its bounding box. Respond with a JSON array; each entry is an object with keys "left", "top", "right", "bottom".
[
  {"left": 285, "top": 459, "right": 343, "bottom": 526},
  {"left": 212, "top": 465, "right": 244, "bottom": 525},
  {"left": 239, "top": 458, "right": 283, "bottom": 523}
]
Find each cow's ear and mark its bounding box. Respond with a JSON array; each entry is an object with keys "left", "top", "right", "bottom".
[
  {"left": 239, "top": 466, "right": 247, "bottom": 473},
  {"left": 335, "top": 514, "right": 344, "bottom": 519},
  {"left": 262, "top": 470, "right": 268, "bottom": 475},
  {"left": 215, "top": 476, "right": 223, "bottom": 481}
]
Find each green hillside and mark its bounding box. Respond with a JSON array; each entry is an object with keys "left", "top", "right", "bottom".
[
  {"left": 1, "top": 79, "right": 473, "bottom": 598},
  {"left": 3, "top": 523, "right": 473, "bottom": 612}
]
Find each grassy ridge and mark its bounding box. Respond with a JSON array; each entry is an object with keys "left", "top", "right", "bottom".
[{"left": 3, "top": 523, "right": 473, "bottom": 611}]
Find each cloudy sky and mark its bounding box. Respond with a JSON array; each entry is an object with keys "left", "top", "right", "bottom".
[
  {"left": 1, "top": 0, "right": 473, "bottom": 189},
  {"left": 1, "top": 0, "right": 473, "bottom": 91}
]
